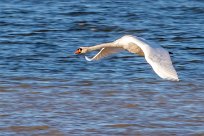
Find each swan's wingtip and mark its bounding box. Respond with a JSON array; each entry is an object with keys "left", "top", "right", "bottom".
[
  {"left": 173, "top": 78, "right": 180, "bottom": 82},
  {"left": 173, "top": 75, "right": 180, "bottom": 82},
  {"left": 85, "top": 56, "right": 92, "bottom": 61},
  {"left": 165, "top": 77, "right": 179, "bottom": 82}
]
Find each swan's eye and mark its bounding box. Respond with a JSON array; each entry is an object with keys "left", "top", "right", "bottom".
[
  {"left": 75, "top": 48, "right": 82, "bottom": 54},
  {"left": 78, "top": 48, "right": 82, "bottom": 53}
]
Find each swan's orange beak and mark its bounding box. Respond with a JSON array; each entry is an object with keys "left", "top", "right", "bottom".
[
  {"left": 75, "top": 48, "right": 82, "bottom": 54},
  {"left": 75, "top": 50, "right": 80, "bottom": 54}
]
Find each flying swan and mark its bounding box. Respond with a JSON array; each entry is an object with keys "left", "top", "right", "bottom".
[{"left": 75, "top": 35, "right": 179, "bottom": 81}]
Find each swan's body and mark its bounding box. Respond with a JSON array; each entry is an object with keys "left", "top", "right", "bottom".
[{"left": 75, "top": 35, "right": 179, "bottom": 81}]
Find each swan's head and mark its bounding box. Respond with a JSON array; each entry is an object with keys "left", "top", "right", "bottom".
[{"left": 74, "top": 47, "right": 88, "bottom": 54}]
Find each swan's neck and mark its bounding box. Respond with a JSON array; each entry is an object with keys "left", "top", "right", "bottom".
[{"left": 87, "top": 42, "right": 114, "bottom": 52}]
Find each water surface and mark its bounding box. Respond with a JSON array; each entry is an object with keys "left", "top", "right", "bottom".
[{"left": 0, "top": 0, "right": 204, "bottom": 135}]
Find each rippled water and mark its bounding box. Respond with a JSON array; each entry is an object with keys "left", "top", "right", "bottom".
[{"left": 0, "top": 0, "right": 204, "bottom": 135}]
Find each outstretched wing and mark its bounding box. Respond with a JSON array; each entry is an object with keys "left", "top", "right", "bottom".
[
  {"left": 128, "top": 36, "right": 179, "bottom": 81},
  {"left": 145, "top": 47, "right": 179, "bottom": 81},
  {"left": 85, "top": 47, "right": 123, "bottom": 61}
]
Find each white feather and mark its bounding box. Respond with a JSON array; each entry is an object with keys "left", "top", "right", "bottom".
[
  {"left": 85, "top": 47, "right": 123, "bottom": 61},
  {"left": 82, "top": 35, "right": 179, "bottom": 81},
  {"left": 119, "top": 35, "right": 179, "bottom": 81}
]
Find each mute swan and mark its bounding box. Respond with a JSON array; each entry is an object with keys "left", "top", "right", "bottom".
[{"left": 75, "top": 35, "right": 179, "bottom": 81}]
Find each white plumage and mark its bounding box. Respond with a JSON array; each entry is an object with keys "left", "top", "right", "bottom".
[
  {"left": 75, "top": 35, "right": 179, "bottom": 81},
  {"left": 85, "top": 47, "right": 123, "bottom": 61}
]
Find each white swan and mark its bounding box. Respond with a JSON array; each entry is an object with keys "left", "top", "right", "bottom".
[{"left": 75, "top": 35, "right": 179, "bottom": 81}]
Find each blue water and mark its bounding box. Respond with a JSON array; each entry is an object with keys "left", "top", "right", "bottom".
[{"left": 0, "top": 0, "right": 204, "bottom": 135}]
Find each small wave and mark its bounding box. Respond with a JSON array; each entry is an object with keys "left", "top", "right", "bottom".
[{"left": 0, "top": 125, "right": 49, "bottom": 132}]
